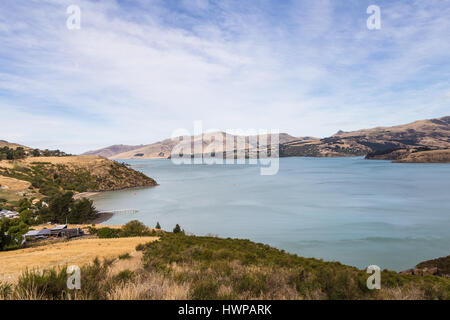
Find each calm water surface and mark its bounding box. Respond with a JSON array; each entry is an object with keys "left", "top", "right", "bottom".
[{"left": 91, "top": 157, "right": 450, "bottom": 271}]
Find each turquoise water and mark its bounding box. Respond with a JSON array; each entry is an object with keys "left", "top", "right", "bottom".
[{"left": 91, "top": 157, "right": 450, "bottom": 271}]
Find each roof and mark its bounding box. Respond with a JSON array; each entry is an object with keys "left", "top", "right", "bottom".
[
  {"left": 51, "top": 225, "right": 67, "bottom": 231},
  {"left": 0, "top": 210, "right": 18, "bottom": 214},
  {"left": 25, "top": 229, "right": 51, "bottom": 237}
]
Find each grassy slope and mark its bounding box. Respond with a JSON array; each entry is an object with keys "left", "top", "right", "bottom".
[
  {"left": 139, "top": 234, "right": 450, "bottom": 300},
  {"left": 1, "top": 234, "right": 449, "bottom": 300}
]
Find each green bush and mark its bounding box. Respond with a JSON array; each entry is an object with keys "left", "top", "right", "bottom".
[
  {"left": 135, "top": 243, "right": 146, "bottom": 251},
  {"left": 173, "top": 224, "right": 182, "bottom": 234},
  {"left": 97, "top": 227, "right": 121, "bottom": 239},
  {"left": 16, "top": 268, "right": 68, "bottom": 299},
  {"left": 0, "top": 281, "right": 12, "bottom": 299},
  {"left": 114, "top": 270, "right": 135, "bottom": 284},
  {"left": 142, "top": 234, "right": 450, "bottom": 300},
  {"left": 118, "top": 253, "right": 131, "bottom": 260},
  {"left": 120, "top": 220, "right": 150, "bottom": 237}
]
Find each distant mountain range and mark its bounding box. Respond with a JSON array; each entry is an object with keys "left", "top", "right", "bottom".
[
  {"left": 83, "top": 133, "right": 311, "bottom": 159},
  {"left": 83, "top": 116, "right": 450, "bottom": 160}
]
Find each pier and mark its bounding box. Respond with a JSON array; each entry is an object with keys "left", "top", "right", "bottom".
[{"left": 98, "top": 209, "right": 139, "bottom": 215}]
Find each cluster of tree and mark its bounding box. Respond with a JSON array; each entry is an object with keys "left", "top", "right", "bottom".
[
  {"left": 92, "top": 220, "right": 154, "bottom": 239},
  {"left": 0, "top": 147, "right": 26, "bottom": 160},
  {"left": 90, "top": 220, "right": 183, "bottom": 239},
  {"left": 38, "top": 192, "right": 97, "bottom": 224},
  {"left": 0, "top": 199, "right": 39, "bottom": 250},
  {"left": 34, "top": 149, "right": 70, "bottom": 157},
  {"left": 0, "top": 147, "right": 71, "bottom": 161}
]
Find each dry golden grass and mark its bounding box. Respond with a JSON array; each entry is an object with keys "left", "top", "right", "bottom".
[
  {"left": 0, "top": 176, "right": 31, "bottom": 191},
  {"left": 106, "top": 273, "right": 190, "bottom": 300},
  {"left": 0, "top": 236, "right": 158, "bottom": 283},
  {"left": 0, "top": 176, "right": 35, "bottom": 201},
  {"left": 0, "top": 155, "right": 109, "bottom": 174}
]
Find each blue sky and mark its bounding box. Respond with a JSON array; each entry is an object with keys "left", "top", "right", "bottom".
[{"left": 0, "top": 0, "right": 449, "bottom": 153}]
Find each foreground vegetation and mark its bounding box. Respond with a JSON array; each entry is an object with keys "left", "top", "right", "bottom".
[{"left": 1, "top": 230, "right": 449, "bottom": 300}]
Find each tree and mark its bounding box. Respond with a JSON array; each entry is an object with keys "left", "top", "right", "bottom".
[
  {"left": 155, "top": 222, "right": 161, "bottom": 230},
  {"left": 0, "top": 218, "right": 29, "bottom": 250},
  {"left": 39, "top": 192, "right": 74, "bottom": 223},
  {"left": 0, "top": 220, "right": 9, "bottom": 251},
  {"left": 173, "top": 224, "right": 182, "bottom": 234},
  {"left": 39, "top": 192, "right": 98, "bottom": 224},
  {"left": 69, "top": 198, "right": 97, "bottom": 223},
  {"left": 120, "top": 220, "right": 150, "bottom": 237},
  {"left": 32, "top": 149, "right": 41, "bottom": 157}
]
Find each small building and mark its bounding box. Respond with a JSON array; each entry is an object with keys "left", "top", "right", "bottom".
[
  {"left": 0, "top": 209, "right": 19, "bottom": 219},
  {"left": 50, "top": 224, "right": 67, "bottom": 236},
  {"left": 31, "top": 198, "right": 40, "bottom": 205},
  {"left": 50, "top": 225, "right": 84, "bottom": 238},
  {"left": 24, "top": 229, "right": 51, "bottom": 239}
]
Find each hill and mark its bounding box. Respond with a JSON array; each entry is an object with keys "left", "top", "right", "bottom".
[
  {"left": 0, "top": 155, "right": 157, "bottom": 203},
  {"left": 83, "top": 144, "right": 144, "bottom": 158},
  {"left": 281, "top": 116, "right": 450, "bottom": 157},
  {"left": 366, "top": 148, "right": 450, "bottom": 163},
  {"left": 402, "top": 255, "right": 450, "bottom": 278},
  {"left": 98, "top": 132, "right": 300, "bottom": 159},
  {"left": 0, "top": 140, "right": 29, "bottom": 150},
  {"left": 84, "top": 116, "right": 450, "bottom": 160}
]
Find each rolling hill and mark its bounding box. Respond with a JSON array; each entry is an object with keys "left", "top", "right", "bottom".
[
  {"left": 281, "top": 116, "right": 450, "bottom": 157},
  {"left": 83, "top": 144, "right": 144, "bottom": 158},
  {"left": 0, "top": 140, "right": 29, "bottom": 150},
  {"left": 83, "top": 116, "right": 450, "bottom": 160},
  {"left": 86, "top": 133, "right": 305, "bottom": 159}
]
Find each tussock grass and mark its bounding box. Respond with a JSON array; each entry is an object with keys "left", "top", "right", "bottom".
[{"left": 1, "top": 234, "right": 449, "bottom": 300}]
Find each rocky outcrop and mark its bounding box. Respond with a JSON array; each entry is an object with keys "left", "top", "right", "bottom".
[
  {"left": 401, "top": 255, "right": 450, "bottom": 278},
  {"left": 366, "top": 148, "right": 450, "bottom": 163}
]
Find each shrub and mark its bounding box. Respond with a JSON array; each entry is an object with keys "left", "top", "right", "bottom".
[
  {"left": 0, "top": 281, "right": 12, "bottom": 299},
  {"left": 135, "top": 243, "right": 146, "bottom": 251},
  {"left": 16, "top": 268, "right": 68, "bottom": 299},
  {"left": 114, "top": 270, "right": 135, "bottom": 284},
  {"left": 97, "top": 227, "right": 121, "bottom": 239},
  {"left": 120, "top": 220, "right": 150, "bottom": 237},
  {"left": 118, "top": 253, "right": 131, "bottom": 260},
  {"left": 173, "top": 224, "right": 182, "bottom": 234}
]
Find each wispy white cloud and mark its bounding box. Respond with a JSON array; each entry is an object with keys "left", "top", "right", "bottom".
[{"left": 0, "top": 0, "right": 449, "bottom": 153}]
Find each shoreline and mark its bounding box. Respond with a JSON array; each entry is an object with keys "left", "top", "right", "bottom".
[
  {"left": 73, "top": 191, "right": 100, "bottom": 200},
  {"left": 91, "top": 211, "right": 114, "bottom": 224}
]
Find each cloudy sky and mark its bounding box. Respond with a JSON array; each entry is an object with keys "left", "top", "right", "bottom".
[{"left": 0, "top": 0, "right": 449, "bottom": 154}]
